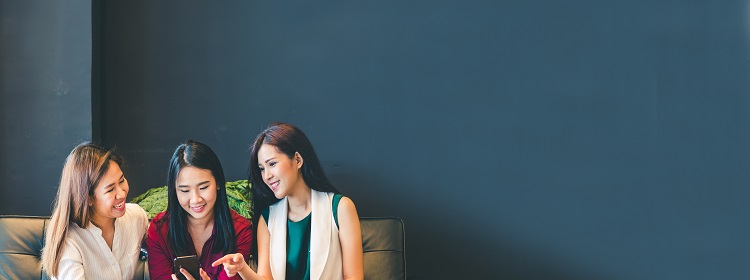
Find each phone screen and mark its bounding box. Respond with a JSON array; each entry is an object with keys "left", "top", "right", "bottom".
[{"left": 173, "top": 255, "right": 200, "bottom": 280}]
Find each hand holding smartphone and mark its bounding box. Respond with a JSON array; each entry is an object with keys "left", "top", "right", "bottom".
[{"left": 173, "top": 255, "right": 200, "bottom": 280}]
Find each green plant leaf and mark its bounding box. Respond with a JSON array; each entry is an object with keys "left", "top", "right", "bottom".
[{"left": 130, "top": 180, "right": 252, "bottom": 220}]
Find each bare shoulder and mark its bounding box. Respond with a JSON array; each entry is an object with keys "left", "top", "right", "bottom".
[
  {"left": 258, "top": 214, "right": 269, "bottom": 234},
  {"left": 337, "top": 196, "right": 360, "bottom": 217},
  {"left": 337, "top": 196, "right": 360, "bottom": 230},
  {"left": 338, "top": 195, "right": 357, "bottom": 209}
]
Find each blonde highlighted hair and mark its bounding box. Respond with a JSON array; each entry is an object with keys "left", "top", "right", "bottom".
[{"left": 40, "top": 142, "right": 122, "bottom": 277}]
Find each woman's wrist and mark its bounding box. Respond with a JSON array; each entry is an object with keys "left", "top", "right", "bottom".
[
  {"left": 237, "top": 260, "right": 257, "bottom": 278},
  {"left": 240, "top": 261, "right": 250, "bottom": 273}
]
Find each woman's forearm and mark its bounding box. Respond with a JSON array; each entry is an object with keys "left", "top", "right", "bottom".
[{"left": 237, "top": 264, "right": 270, "bottom": 280}]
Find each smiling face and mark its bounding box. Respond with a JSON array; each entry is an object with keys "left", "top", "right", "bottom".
[
  {"left": 175, "top": 166, "right": 217, "bottom": 223},
  {"left": 257, "top": 144, "right": 305, "bottom": 199},
  {"left": 89, "top": 161, "right": 128, "bottom": 226}
]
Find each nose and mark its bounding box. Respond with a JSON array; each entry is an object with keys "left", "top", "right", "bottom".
[
  {"left": 115, "top": 184, "right": 127, "bottom": 200},
  {"left": 263, "top": 168, "right": 273, "bottom": 182},
  {"left": 191, "top": 189, "right": 203, "bottom": 204}
]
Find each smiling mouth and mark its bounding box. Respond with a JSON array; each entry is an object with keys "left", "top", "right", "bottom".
[
  {"left": 269, "top": 181, "right": 280, "bottom": 191},
  {"left": 114, "top": 202, "right": 125, "bottom": 210},
  {"left": 191, "top": 205, "right": 205, "bottom": 213}
]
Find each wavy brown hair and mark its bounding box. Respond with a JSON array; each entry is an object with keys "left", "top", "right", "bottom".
[{"left": 40, "top": 142, "right": 122, "bottom": 277}]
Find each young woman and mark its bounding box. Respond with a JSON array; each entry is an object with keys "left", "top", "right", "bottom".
[
  {"left": 146, "top": 140, "right": 253, "bottom": 280},
  {"left": 211, "top": 123, "right": 363, "bottom": 280},
  {"left": 41, "top": 142, "right": 149, "bottom": 280}
]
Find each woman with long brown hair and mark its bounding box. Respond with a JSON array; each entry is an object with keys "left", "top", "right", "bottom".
[{"left": 41, "top": 142, "right": 148, "bottom": 279}]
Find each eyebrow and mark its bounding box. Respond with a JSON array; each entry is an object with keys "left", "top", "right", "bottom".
[
  {"left": 177, "top": 180, "right": 211, "bottom": 188},
  {"left": 263, "top": 157, "right": 277, "bottom": 164}
]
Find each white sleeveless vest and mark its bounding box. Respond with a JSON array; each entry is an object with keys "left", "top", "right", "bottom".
[{"left": 267, "top": 190, "right": 343, "bottom": 280}]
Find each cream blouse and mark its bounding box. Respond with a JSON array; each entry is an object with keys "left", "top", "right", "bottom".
[{"left": 53, "top": 203, "right": 148, "bottom": 280}]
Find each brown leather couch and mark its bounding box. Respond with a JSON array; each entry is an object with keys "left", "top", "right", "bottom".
[{"left": 0, "top": 216, "right": 405, "bottom": 280}]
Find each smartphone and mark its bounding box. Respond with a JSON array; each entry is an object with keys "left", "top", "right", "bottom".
[{"left": 173, "top": 255, "right": 200, "bottom": 280}]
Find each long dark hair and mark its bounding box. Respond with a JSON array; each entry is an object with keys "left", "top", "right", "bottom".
[
  {"left": 249, "top": 123, "right": 340, "bottom": 256},
  {"left": 166, "top": 140, "right": 236, "bottom": 256}
]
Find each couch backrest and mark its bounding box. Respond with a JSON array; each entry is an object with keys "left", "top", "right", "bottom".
[
  {"left": 0, "top": 215, "right": 147, "bottom": 280},
  {"left": 0, "top": 216, "right": 405, "bottom": 280},
  {"left": 361, "top": 217, "right": 406, "bottom": 280},
  {"left": 0, "top": 216, "right": 49, "bottom": 280}
]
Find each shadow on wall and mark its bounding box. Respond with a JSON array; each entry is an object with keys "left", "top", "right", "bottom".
[{"left": 331, "top": 166, "right": 612, "bottom": 280}]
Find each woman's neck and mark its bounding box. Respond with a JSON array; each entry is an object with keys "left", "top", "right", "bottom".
[
  {"left": 89, "top": 213, "right": 115, "bottom": 232},
  {"left": 187, "top": 215, "right": 214, "bottom": 258},
  {"left": 187, "top": 215, "right": 215, "bottom": 232},
  {"left": 286, "top": 184, "right": 312, "bottom": 220}
]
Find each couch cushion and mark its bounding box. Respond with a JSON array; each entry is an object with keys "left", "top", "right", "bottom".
[{"left": 0, "top": 216, "right": 49, "bottom": 280}]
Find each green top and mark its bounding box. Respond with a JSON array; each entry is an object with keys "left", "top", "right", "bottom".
[{"left": 261, "top": 193, "right": 343, "bottom": 280}]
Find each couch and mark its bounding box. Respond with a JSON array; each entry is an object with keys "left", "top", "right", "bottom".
[{"left": 0, "top": 216, "right": 405, "bottom": 280}]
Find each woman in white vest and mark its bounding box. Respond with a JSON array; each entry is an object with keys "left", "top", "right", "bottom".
[{"left": 211, "top": 123, "right": 363, "bottom": 280}]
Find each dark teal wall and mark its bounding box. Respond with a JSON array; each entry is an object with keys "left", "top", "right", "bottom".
[
  {"left": 98, "top": 1, "right": 750, "bottom": 279},
  {"left": 3, "top": 1, "right": 750, "bottom": 279},
  {"left": 0, "top": 1, "right": 92, "bottom": 216}
]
